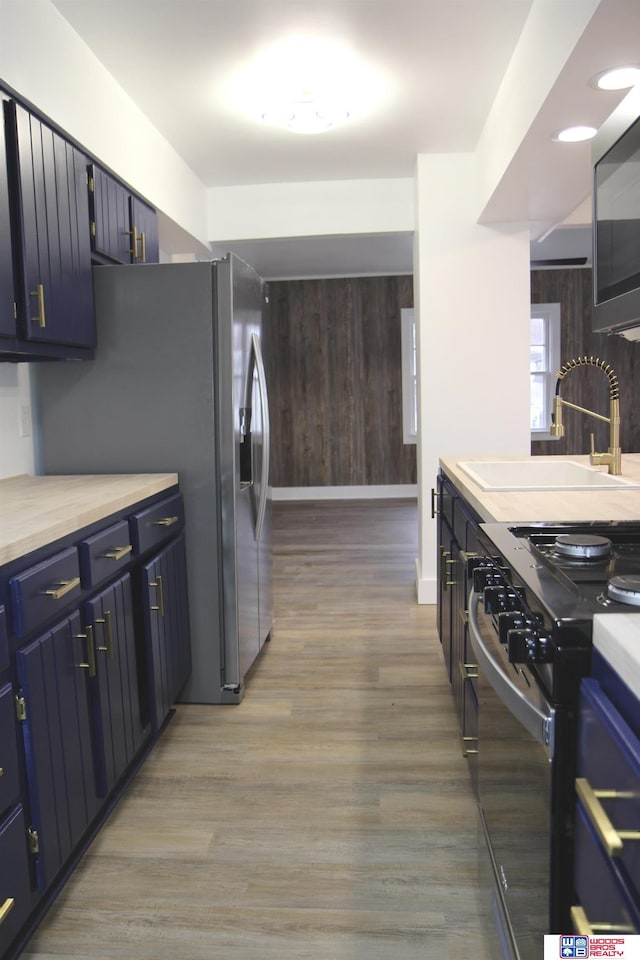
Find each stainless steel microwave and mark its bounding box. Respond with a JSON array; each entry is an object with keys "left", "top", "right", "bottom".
[{"left": 592, "top": 84, "right": 640, "bottom": 339}]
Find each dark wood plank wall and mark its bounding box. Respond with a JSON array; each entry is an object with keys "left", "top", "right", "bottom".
[
  {"left": 531, "top": 268, "right": 640, "bottom": 456},
  {"left": 263, "top": 276, "right": 416, "bottom": 488}
]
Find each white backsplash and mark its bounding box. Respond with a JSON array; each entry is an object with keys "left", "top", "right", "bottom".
[{"left": 0, "top": 363, "right": 35, "bottom": 479}]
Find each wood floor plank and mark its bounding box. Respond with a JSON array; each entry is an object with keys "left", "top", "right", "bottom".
[{"left": 22, "top": 499, "right": 492, "bottom": 960}]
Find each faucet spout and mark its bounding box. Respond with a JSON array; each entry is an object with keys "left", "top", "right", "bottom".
[{"left": 549, "top": 357, "right": 622, "bottom": 475}]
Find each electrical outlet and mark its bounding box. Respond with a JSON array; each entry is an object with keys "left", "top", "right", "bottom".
[{"left": 19, "top": 404, "right": 32, "bottom": 438}]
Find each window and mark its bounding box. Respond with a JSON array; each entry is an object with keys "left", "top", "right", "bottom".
[
  {"left": 401, "top": 307, "right": 417, "bottom": 444},
  {"left": 530, "top": 302, "right": 561, "bottom": 441}
]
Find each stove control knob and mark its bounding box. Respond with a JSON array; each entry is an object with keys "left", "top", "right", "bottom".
[
  {"left": 482, "top": 586, "right": 503, "bottom": 613},
  {"left": 497, "top": 611, "right": 526, "bottom": 645},
  {"left": 508, "top": 630, "right": 553, "bottom": 664},
  {"left": 483, "top": 586, "right": 521, "bottom": 615},
  {"left": 473, "top": 567, "right": 498, "bottom": 593},
  {"left": 507, "top": 628, "right": 537, "bottom": 663}
]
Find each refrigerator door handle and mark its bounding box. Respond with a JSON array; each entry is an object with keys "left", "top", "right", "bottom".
[{"left": 252, "top": 333, "right": 270, "bottom": 541}]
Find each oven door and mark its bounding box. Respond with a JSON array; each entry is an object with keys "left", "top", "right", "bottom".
[{"left": 468, "top": 589, "right": 555, "bottom": 960}]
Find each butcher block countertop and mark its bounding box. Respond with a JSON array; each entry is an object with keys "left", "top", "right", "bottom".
[
  {"left": 440, "top": 453, "right": 640, "bottom": 523},
  {"left": 0, "top": 473, "right": 179, "bottom": 566}
]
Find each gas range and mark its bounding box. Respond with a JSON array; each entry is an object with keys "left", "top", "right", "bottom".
[
  {"left": 479, "top": 519, "right": 640, "bottom": 617},
  {"left": 468, "top": 520, "right": 640, "bottom": 949},
  {"left": 472, "top": 521, "right": 640, "bottom": 705}
]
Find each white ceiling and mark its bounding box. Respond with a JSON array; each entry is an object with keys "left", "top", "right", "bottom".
[{"left": 49, "top": 0, "right": 640, "bottom": 277}]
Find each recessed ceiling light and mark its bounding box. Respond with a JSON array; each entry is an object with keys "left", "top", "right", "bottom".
[
  {"left": 552, "top": 125, "right": 598, "bottom": 143},
  {"left": 592, "top": 66, "right": 640, "bottom": 91}
]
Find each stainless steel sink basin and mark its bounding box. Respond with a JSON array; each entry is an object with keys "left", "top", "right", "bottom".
[{"left": 457, "top": 459, "right": 640, "bottom": 492}]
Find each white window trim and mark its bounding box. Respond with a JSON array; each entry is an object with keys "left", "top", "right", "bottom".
[
  {"left": 530, "top": 302, "right": 561, "bottom": 442},
  {"left": 401, "top": 307, "right": 417, "bottom": 445}
]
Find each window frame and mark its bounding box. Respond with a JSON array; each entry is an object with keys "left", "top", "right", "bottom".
[
  {"left": 530, "top": 301, "right": 561, "bottom": 442},
  {"left": 400, "top": 307, "right": 417, "bottom": 445}
]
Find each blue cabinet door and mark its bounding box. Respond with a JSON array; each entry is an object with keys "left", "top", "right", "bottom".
[
  {"left": 0, "top": 683, "right": 21, "bottom": 820},
  {"left": 0, "top": 101, "right": 16, "bottom": 339},
  {"left": 0, "top": 806, "right": 33, "bottom": 959},
  {"left": 15, "top": 611, "right": 98, "bottom": 890},
  {"left": 8, "top": 101, "right": 94, "bottom": 349},
  {"left": 142, "top": 535, "right": 191, "bottom": 732},
  {"left": 89, "top": 164, "right": 159, "bottom": 265},
  {"left": 88, "top": 164, "right": 132, "bottom": 265},
  {"left": 85, "top": 574, "right": 145, "bottom": 796},
  {"left": 129, "top": 194, "right": 159, "bottom": 263}
]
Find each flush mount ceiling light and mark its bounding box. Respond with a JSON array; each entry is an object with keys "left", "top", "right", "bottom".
[
  {"left": 227, "top": 36, "right": 385, "bottom": 135},
  {"left": 261, "top": 96, "right": 350, "bottom": 135},
  {"left": 591, "top": 66, "right": 640, "bottom": 90},
  {"left": 552, "top": 125, "right": 598, "bottom": 143}
]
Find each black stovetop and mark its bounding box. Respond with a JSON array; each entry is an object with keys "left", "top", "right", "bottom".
[{"left": 478, "top": 520, "right": 640, "bottom": 624}]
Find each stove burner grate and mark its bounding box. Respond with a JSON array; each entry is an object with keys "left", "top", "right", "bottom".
[
  {"left": 553, "top": 533, "right": 612, "bottom": 561},
  {"left": 607, "top": 575, "right": 640, "bottom": 606}
]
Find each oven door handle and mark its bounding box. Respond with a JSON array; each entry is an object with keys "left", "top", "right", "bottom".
[{"left": 468, "top": 589, "right": 556, "bottom": 758}]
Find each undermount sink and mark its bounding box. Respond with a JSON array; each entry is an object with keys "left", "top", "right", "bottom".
[{"left": 458, "top": 459, "right": 640, "bottom": 492}]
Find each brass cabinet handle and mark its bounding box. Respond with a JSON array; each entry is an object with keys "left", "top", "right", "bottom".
[
  {"left": 459, "top": 661, "right": 479, "bottom": 681},
  {"left": 150, "top": 575, "right": 165, "bottom": 617},
  {"left": 575, "top": 777, "right": 640, "bottom": 857},
  {"left": 102, "top": 545, "right": 132, "bottom": 560},
  {"left": 152, "top": 516, "right": 179, "bottom": 527},
  {"left": 0, "top": 767, "right": 4, "bottom": 777},
  {"left": 76, "top": 625, "right": 96, "bottom": 677},
  {"left": 43, "top": 576, "right": 81, "bottom": 600},
  {"left": 461, "top": 735, "right": 478, "bottom": 757},
  {"left": 459, "top": 662, "right": 479, "bottom": 757},
  {"left": 139, "top": 231, "right": 146, "bottom": 263},
  {"left": 95, "top": 610, "right": 113, "bottom": 658},
  {"left": 431, "top": 487, "right": 439, "bottom": 518},
  {"left": 440, "top": 549, "right": 457, "bottom": 591},
  {"left": 0, "top": 898, "right": 15, "bottom": 925},
  {"left": 128, "top": 225, "right": 139, "bottom": 258},
  {"left": 30, "top": 283, "right": 46, "bottom": 327},
  {"left": 571, "top": 905, "right": 635, "bottom": 936}
]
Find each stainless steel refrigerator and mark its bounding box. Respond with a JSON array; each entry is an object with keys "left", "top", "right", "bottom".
[{"left": 32, "top": 255, "right": 273, "bottom": 704}]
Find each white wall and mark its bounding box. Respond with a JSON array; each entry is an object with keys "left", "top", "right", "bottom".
[
  {"left": 413, "top": 153, "right": 531, "bottom": 603},
  {"left": 0, "top": 365, "right": 34, "bottom": 479},
  {"left": 207, "top": 178, "right": 414, "bottom": 240}
]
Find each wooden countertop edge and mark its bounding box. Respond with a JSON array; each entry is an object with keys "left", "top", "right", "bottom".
[
  {"left": 439, "top": 454, "right": 640, "bottom": 524},
  {"left": 0, "top": 473, "right": 179, "bottom": 566}
]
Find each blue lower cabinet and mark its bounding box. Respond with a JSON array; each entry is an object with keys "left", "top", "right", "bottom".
[
  {"left": 0, "top": 806, "right": 32, "bottom": 957},
  {"left": 142, "top": 535, "right": 191, "bottom": 733},
  {"left": 0, "top": 608, "right": 8, "bottom": 674},
  {"left": 574, "top": 799, "right": 640, "bottom": 932},
  {"left": 574, "top": 678, "right": 640, "bottom": 932},
  {"left": 0, "top": 684, "right": 20, "bottom": 819},
  {"left": 15, "top": 611, "right": 98, "bottom": 890},
  {"left": 84, "top": 573, "right": 145, "bottom": 796}
]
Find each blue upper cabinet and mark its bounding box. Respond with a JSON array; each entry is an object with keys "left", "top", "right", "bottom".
[
  {"left": 0, "top": 105, "right": 16, "bottom": 340},
  {"left": 3, "top": 99, "right": 95, "bottom": 358},
  {"left": 129, "top": 194, "right": 159, "bottom": 263},
  {"left": 89, "top": 163, "right": 159, "bottom": 265}
]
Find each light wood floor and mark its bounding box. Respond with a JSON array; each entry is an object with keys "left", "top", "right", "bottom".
[{"left": 23, "top": 499, "right": 491, "bottom": 960}]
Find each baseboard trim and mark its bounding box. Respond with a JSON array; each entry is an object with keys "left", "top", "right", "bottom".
[
  {"left": 272, "top": 484, "right": 418, "bottom": 501},
  {"left": 415, "top": 558, "right": 437, "bottom": 605}
]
